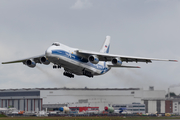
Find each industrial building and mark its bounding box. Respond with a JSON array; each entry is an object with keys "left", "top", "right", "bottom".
[
  {"left": 0, "top": 89, "right": 42, "bottom": 112},
  {"left": 0, "top": 86, "right": 168, "bottom": 114}
]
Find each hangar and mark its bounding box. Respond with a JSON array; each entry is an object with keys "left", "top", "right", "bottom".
[{"left": 0, "top": 87, "right": 166, "bottom": 113}]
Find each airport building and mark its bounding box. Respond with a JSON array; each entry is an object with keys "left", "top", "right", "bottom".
[
  {"left": 0, "top": 87, "right": 167, "bottom": 114},
  {"left": 0, "top": 89, "right": 42, "bottom": 112}
]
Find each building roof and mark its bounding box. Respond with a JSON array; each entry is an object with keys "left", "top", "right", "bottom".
[{"left": 0, "top": 87, "right": 140, "bottom": 91}]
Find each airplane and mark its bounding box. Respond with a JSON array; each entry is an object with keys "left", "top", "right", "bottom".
[{"left": 2, "top": 36, "right": 178, "bottom": 78}]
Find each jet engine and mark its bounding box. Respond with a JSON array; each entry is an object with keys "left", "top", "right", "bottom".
[
  {"left": 40, "top": 57, "right": 50, "bottom": 65},
  {"left": 25, "top": 60, "right": 36, "bottom": 68},
  {"left": 112, "top": 58, "right": 122, "bottom": 65},
  {"left": 88, "top": 55, "right": 99, "bottom": 64}
]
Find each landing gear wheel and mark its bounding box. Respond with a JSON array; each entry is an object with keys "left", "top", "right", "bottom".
[
  {"left": 82, "top": 69, "right": 93, "bottom": 78},
  {"left": 53, "top": 65, "right": 57, "bottom": 69},
  {"left": 63, "top": 71, "right": 74, "bottom": 78}
]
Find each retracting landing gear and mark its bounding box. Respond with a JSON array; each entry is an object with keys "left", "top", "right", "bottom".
[
  {"left": 53, "top": 65, "right": 61, "bottom": 69},
  {"left": 83, "top": 69, "right": 93, "bottom": 78},
  {"left": 63, "top": 71, "right": 74, "bottom": 78},
  {"left": 53, "top": 65, "right": 56, "bottom": 69}
]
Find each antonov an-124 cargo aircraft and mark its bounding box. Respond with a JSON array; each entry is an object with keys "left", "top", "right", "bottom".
[{"left": 2, "top": 36, "right": 177, "bottom": 78}]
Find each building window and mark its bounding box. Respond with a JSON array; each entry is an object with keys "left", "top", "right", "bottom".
[
  {"left": 175, "top": 103, "right": 177, "bottom": 105},
  {"left": 133, "top": 109, "right": 139, "bottom": 111},
  {"left": 175, "top": 106, "right": 177, "bottom": 108},
  {"left": 120, "top": 106, "right": 126, "bottom": 107},
  {"left": 175, "top": 109, "right": 177, "bottom": 111}
]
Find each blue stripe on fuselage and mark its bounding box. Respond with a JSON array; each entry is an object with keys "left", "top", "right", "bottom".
[
  {"left": 52, "top": 50, "right": 88, "bottom": 62},
  {"left": 51, "top": 50, "right": 109, "bottom": 73}
]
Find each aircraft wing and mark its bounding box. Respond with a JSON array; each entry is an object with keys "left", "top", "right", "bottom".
[
  {"left": 2, "top": 54, "right": 45, "bottom": 64},
  {"left": 77, "top": 50, "right": 178, "bottom": 63},
  {"left": 108, "top": 65, "right": 141, "bottom": 68}
]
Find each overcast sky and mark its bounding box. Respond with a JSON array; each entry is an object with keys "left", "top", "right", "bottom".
[{"left": 0, "top": 0, "right": 180, "bottom": 95}]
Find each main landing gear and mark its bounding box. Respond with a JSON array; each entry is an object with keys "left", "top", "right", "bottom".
[
  {"left": 63, "top": 71, "right": 74, "bottom": 78},
  {"left": 83, "top": 69, "right": 93, "bottom": 78},
  {"left": 53, "top": 65, "right": 61, "bottom": 69}
]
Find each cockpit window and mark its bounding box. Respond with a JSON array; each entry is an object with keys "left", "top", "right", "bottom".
[{"left": 52, "top": 42, "right": 60, "bottom": 46}]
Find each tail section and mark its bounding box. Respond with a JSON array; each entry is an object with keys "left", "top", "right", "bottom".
[{"left": 100, "top": 36, "right": 111, "bottom": 53}]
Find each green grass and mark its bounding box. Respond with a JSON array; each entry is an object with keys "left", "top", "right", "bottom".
[
  {"left": 0, "top": 114, "right": 6, "bottom": 117},
  {"left": 0, "top": 116, "right": 180, "bottom": 120}
]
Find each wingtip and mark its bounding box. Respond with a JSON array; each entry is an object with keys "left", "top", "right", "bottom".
[
  {"left": 2, "top": 62, "right": 9, "bottom": 64},
  {"left": 137, "top": 66, "right": 141, "bottom": 68},
  {"left": 169, "top": 60, "right": 178, "bottom": 62}
]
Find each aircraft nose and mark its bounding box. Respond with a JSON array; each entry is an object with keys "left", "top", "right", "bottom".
[{"left": 45, "top": 47, "right": 52, "bottom": 56}]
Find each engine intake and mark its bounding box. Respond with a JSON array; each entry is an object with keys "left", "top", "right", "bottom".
[
  {"left": 25, "top": 60, "right": 36, "bottom": 68},
  {"left": 40, "top": 57, "right": 50, "bottom": 65},
  {"left": 88, "top": 55, "right": 99, "bottom": 64},
  {"left": 112, "top": 58, "right": 122, "bottom": 65}
]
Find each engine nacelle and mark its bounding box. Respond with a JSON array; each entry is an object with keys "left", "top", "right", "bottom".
[
  {"left": 88, "top": 55, "right": 99, "bottom": 64},
  {"left": 40, "top": 57, "right": 50, "bottom": 65},
  {"left": 25, "top": 60, "right": 36, "bottom": 68},
  {"left": 104, "top": 106, "right": 114, "bottom": 113},
  {"left": 112, "top": 58, "right": 122, "bottom": 65},
  {"left": 59, "top": 107, "right": 70, "bottom": 113}
]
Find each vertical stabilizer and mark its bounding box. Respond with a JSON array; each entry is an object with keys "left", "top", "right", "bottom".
[{"left": 100, "top": 36, "right": 111, "bottom": 53}]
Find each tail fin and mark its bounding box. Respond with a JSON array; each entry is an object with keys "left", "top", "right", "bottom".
[{"left": 100, "top": 36, "right": 111, "bottom": 53}]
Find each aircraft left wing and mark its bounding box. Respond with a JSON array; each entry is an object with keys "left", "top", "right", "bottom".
[
  {"left": 2, "top": 54, "right": 45, "bottom": 64},
  {"left": 77, "top": 50, "right": 178, "bottom": 63}
]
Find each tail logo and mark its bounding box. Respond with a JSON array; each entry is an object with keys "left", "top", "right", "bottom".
[{"left": 105, "top": 45, "right": 107, "bottom": 48}]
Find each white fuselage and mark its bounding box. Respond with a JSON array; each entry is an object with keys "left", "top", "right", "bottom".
[{"left": 45, "top": 43, "right": 110, "bottom": 76}]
